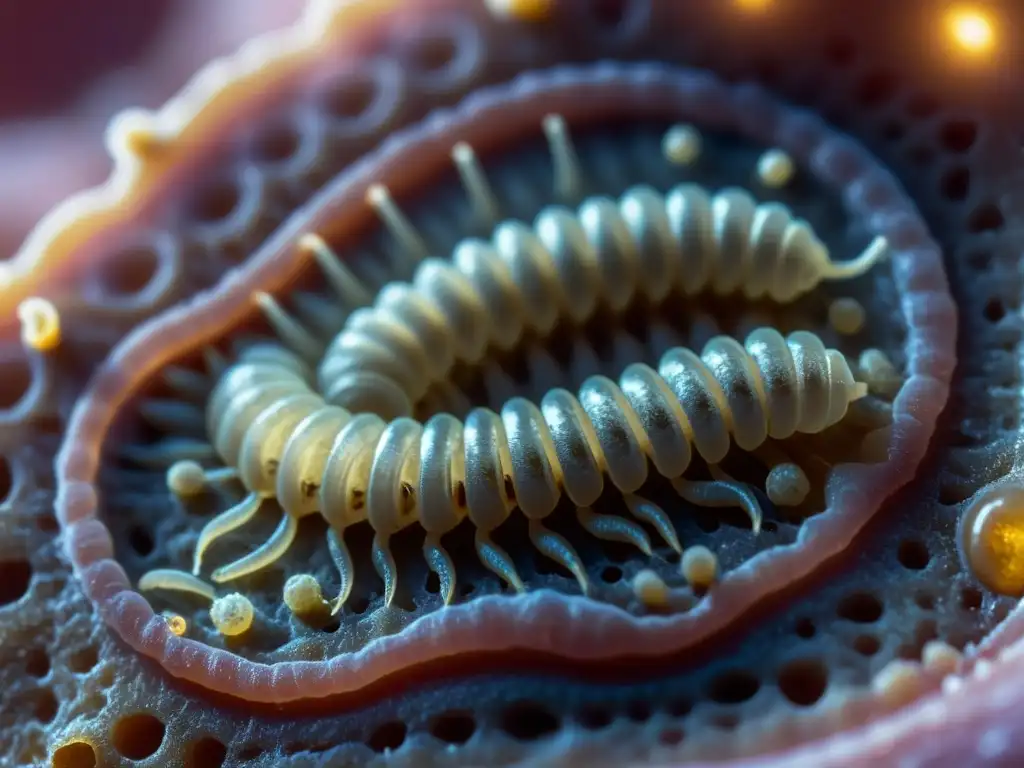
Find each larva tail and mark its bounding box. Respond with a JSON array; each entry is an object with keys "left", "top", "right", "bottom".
[{"left": 819, "top": 235, "right": 890, "bottom": 280}]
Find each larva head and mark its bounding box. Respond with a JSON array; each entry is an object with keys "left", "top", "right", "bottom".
[{"left": 958, "top": 480, "right": 1024, "bottom": 597}]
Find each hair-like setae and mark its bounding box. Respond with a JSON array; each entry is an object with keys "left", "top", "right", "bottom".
[{"left": 54, "top": 60, "right": 955, "bottom": 705}]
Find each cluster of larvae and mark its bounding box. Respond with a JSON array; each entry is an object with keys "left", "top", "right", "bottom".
[{"left": 107, "top": 115, "right": 896, "bottom": 637}]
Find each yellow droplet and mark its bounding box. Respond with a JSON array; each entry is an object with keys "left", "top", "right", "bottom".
[
  {"left": 960, "top": 483, "right": 1024, "bottom": 597},
  {"left": 484, "top": 0, "right": 552, "bottom": 22},
  {"left": 756, "top": 148, "right": 795, "bottom": 188},
  {"left": 681, "top": 546, "right": 718, "bottom": 590},
  {"left": 166, "top": 460, "right": 207, "bottom": 497},
  {"left": 765, "top": 463, "right": 810, "bottom": 507},
  {"left": 946, "top": 7, "right": 994, "bottom": 54},
  {"left": 283, "top": 574, "right": 327, "bottom": 616},
  {"left": 921, "top": 640, "right": 961, "bottom": 676},
  {"left": 17, "top": 297, "right": 61, "bottom": 353},
  {"left": 871, "top": 660, "right": 922, "bottom": 707},
  {"left": 163, "top": 613, "right": 188, "bottom": 636},
  {"left": 662, "top": 124, "right": 702, "bottom": 166},
  {"left": 632, "top": 569, "right": 670, "bottom": 608},
  {"left": 828, "top": 297, "right": 866, "bottom": 335},
  {"left": 210, "top": 593, "right": 254, "bottom": 637},
  {"left": 858, "top": 348, "right": 902, "bottom": 399}
]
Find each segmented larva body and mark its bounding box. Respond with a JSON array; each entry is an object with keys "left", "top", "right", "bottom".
[
  {"left": 201, "top": 323, "right": 865, "bottom": 608},
  {"left": 153, "top": 117, "right": 886, "bottom": 612},
  {"left": 318, "top": 183, "right": 887, "bottom": 419}
]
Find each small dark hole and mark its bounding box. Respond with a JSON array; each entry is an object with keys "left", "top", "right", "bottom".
[
  {"left": 626, "top": 701, "right": 651, "bottom": 722},
  {"left": 99, "top": 245, "right": 160, "bottom": 296},
  {"left": 0, "top": 559, "right": 32, "bottom": 605},
  {"left": 667, "top": 698, "right": 692, "bottom": 717},
  {"left": 52, "top": 742, "right": 97, "bottom": 768},
  {"left": 915, "top": 591, "right": 936, "bottom": 610},
  {"left": 578, "top": 706, "right": 613, "bottom": 730},
  {"left": 855, "top": 70, "right": 898, "bottom": 108},
  {"left": 253, "top": 120, "right": 300, "bottom": 163},
  {"left": 430, "top": 711, "right": 476, "bottom": 745},
  {"left": 367, "top": 721, "right": 407, "bottom": 753},
  {"left": 960, "top": 586, "right": 983, "bottom": 611},
  {"left": 778, "top": 658, "right": 828, "bottom": 706},
  {"left": 128, "top": 526, "right": 155, "bottom": 557},
  {"left": 897, "top": 539, "right": 930, "bottom": 570},
  {"left": 0, "top": 456, "right": 13, "bottom": 503},
  {"left": 0, "top": 357, "right": 31, "bottom": 410},
  {"left": 324, "top": 73, "right": 376, "bottom": 118},
  {"left": 707, "top": 669, "right": 760, "bottom": 704},
  {"left": 837, "top": 591, "right": 884, "bottom": 623},
  {"left": 192, "top": 179, "right": 240, "bottom": 223},
  {"left": 238, "top": 746, "right": 265, "bottom": 761},
  {"left": 940, "top": 167, "right": 970, "bottom": 201},
  {"left": 939, "top": 119, "right": 978, "bottom": 153},
  {"left": 601, "top": 566, "right": 622, "bottom": 583},
  {"left": 500, "top": 701, "right": 560, "bottom": 741},
  {"left": 26, "top": 646, "right": 49, "bottom": 677},
  {"left": 321, "top": 619, "right": 341, "bottom": 633},
  {"left": 762, "top": 520, "right": 778, "bottom": 533},
  {"left": 822, "top": 35, "right": 856, "bottom": 67},
  {"left": 984, "top": 299, "right": 1006, "bottom": 323},
  {"left": 38, "top": 514, "right": 59, "bottom": 533},
  {"left": 412, "top": 34, "right": 456, "bottom": 73},
  {"left": 112, "top": 713, "right": 166, "bottom": 759},
  {"left": 794, "top": 617, "right": 816, "bottom": 639},
  {"left": 186, "top": 737, "right": 228, "bottom": 768},
  {"left": 968, "top": 203, "right": 1005, "bottom": 233},
  {"left": 425, "top": 571, "right": 440, "bottom": 594},
  {"left": 350, "top": 595, "right": 370, "bottom": 614},
  {"left": 33, "top": 688, "right": 58, "bottom": 723},
  {"left": 853, "top": 634, "right": 880, "bottom": 656}
]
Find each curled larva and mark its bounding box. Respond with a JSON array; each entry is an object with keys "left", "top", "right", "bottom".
[{"left": 138, "top": 113, "right": 884, "bottom": 614}]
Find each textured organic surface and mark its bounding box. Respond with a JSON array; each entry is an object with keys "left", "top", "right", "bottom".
[{"left": 1, "top": 1, "right": 1023, "bottom": 767}]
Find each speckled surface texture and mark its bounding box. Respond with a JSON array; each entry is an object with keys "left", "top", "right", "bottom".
[{"left": 1, "top": 1, "right": 1024, "bottom": 766}]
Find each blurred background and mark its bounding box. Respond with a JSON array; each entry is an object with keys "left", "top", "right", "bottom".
[{"left": 0, "top": 0, "right": 305, "bottom": 262}]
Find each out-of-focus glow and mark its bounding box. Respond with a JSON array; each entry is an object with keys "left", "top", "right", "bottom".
[
  {"left": 735, "top": 0, "right": 772, "bottom": 10},
  {"left": 946, "top": 7, "right": 995, "bottom": 54}
]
